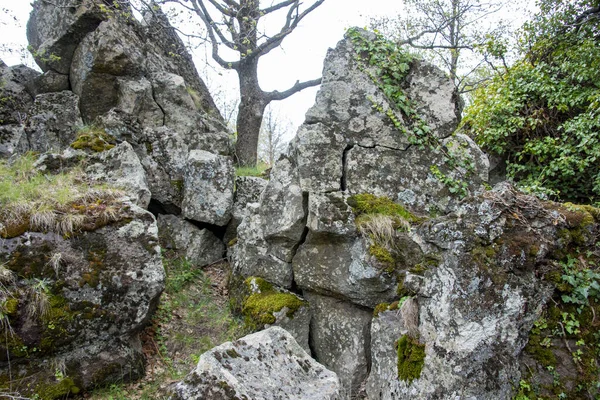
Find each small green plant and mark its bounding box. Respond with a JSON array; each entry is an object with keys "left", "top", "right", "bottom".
[{"left": 348, "top": 193, "right": 420, "bottom": 266}]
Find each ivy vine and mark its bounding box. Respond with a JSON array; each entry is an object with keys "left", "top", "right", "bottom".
[{"left": 346, "top": 28, "right": 474, "bottom": 198}]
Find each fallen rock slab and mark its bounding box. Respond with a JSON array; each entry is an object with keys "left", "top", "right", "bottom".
[{"left": 172, "top": 326, "right": 341, "bottom": 400}]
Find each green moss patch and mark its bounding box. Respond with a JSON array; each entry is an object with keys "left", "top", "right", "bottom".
[
  {"left": 70, "top": 126, "right": 116, "bottom": 153},
  {"left": 369, "top": 244, "right": 395, "bottom": 265},
  {"left": 240, "top": 277, "right": 306, "bottom": 330},
  {"left": 34, "top": 376, "right": 79, "bottom": 400},
  {"left": 243, "top": 291, "right": 305, "bottom": 326},
  {"left": 396, "top": 335, "right": 425, "bottom": 383}
]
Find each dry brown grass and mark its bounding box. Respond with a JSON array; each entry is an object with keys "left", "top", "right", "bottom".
[{"left": 0, "top": 153, "right": 126, "bottom": 238}]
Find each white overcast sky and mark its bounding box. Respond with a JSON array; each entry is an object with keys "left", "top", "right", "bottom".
[{"left": 0, "top": 0, "right": 534, "bottom": 139}]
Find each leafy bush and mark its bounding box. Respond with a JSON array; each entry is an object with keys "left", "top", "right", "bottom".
[{"left": 463, "top": 0, "right": 600, "bottom": 204}]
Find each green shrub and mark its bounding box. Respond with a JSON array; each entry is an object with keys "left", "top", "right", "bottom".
[{"left": 462, "top": 0, "right": 600, "bottom": 204}]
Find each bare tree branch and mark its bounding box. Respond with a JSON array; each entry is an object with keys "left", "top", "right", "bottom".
[
  {"left": 261, "top": 0, "right": 297, "bottom": 15},
  {"left": 249, "top": 0, "right": 324, "bottom": 59},
  {"left": 267, "top": 77, "right": 322, "bottom": 101}
]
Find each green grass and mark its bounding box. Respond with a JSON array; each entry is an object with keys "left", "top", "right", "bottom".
[
  {"left": 235, "top": 162, "right": 269, "bottom": 177},
  {"left": 0, "top": 153, "right": 124, "bottom": 238},
  {"left": 88, "top": 254, "right": 246, "bottom": 399}
]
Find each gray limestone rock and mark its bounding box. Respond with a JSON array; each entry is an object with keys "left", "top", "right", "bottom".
[
  {"left": 157, "top": 214, "right": 225, "bottom": 267},
  {"left": 23, "top": 91, "right": 83, "bottom": 153},
  {"left": 172, "top": 326, "right": 341, "bottom": 400},
  {"left": 345, "top": 133, "right": 489, "bottom": 215},
  {"left": 365, "top": 309, "right": 409, "bottom": 400},
  {"left": 305, "top": 292, "right": 372, "bottom": 400},
  {"left": 26, "top": 0, "right": 109, "bottom": 74},
  {"left": 182, "top": 150, "right": 234, "bottom": 226},
  {"left": 0, "top": 201, "right": 164, "bottom": 394},
  {"left": 260, "top": 152, "right": 307, "bottom": 262},
  {"left": 224, "top": 175, "right": 268, "bottom": 244},
  {"left": 85, "top": 141, "right": 151, "bottom": 208},
  {"left": 0, "top": 64, "right": 38, "bottom": 157},
  {"left": 293, "top": 234, "right": 401, "bottom": 308},
  {"left": 231, "top": 203, "right": 294, "bottom": 289},
  {"left": 32, "top": 70, "right": 70, "bottom": 95},
  {"left": 70, "top": 18, "right": 145, "bottom": 122}
]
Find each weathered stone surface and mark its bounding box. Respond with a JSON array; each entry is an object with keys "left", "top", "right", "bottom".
[
  {"left": 0, "top": 64, "right": 38, "bottom": 157},
  {"left": 362, "top": 184, "right": 573, "bottom": 399},
  {"left": 231, "top": 203, "right": 294, "bottom": 288},
  {"left": 141, "top": 3, "right": 221, "bottom": 117},
  {"left": 157, "top": 214, "right": 225, "bottom": 267},
  {"left": 116, "top": 77, "right": 164, "bottom": 129},
  {"left": 404, "top": 59, "right": 462, "bottom": 138},
  {"left": 182, "top": 150, "right": 234, "bottom": 226},
  {"left": 305, "top": 292, "right": 372, "bottom": 400},
  {"left": 0, "top": 201, "right": 164, "bottom": 395},
  {"left": 292, "top": 123, "right": 345, "bottom": 193},
  {"left": 224, "top": 176, "right": 268, "bottom": 244},
  {"left": 33, "top": 70, "right": 70, "bottom": 95},
  {"left": 70, "top": 18, "right": 145, "bottom": 121},
  {"left": 365, "top": 308, "right": 408, "bottom": 399},
  {"left": 306, "top": 192, "right": 355, "bottom": 236},
  {"left": 26, "top": 0, "right": 109, "bottom": 74},
  {"left": 260, "top": 152, "right": 307, "bottom": 262},
  {"left": 173, "top": 327, "right": 341, "bottom": 400},
  {"left": 345, "top": 133, "right": 488, "bottom": 215},
  {"left": 85, "top": 142, "right": 151, "bottom": 208},
  {"left": 294, "top": 234, "right": 401, "bottom": 308},
  {"left": 23, "top": 91, "right": 83, "bottom": 153}
]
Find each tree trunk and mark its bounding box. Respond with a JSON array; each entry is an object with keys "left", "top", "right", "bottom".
[{"left": 235, "top": 58, "right": 268, "bottom": 166}]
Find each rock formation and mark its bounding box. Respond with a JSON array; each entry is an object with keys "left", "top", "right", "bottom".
[
  {"left": 0, "top": 0, "right": 237, "bottom": 397},
  {"left": 5, "top": 0, "right": 234, "bottom": 218},
  {"left": 0, "top": 201, "right": 164, "bottom": 397},
  {"left": 230, "top": 28, "right": 600, "bottom": 399}
]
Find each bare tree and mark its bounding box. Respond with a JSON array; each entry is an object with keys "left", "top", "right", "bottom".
[
  {"left": 372, "top": 0, "right": 514, "bottom": 94},
  {"left": 149, "top": 0, "right": 325, "bottom": 166},
  {"left": 258, "top": 104, "right": 290, "bottom": 166}
]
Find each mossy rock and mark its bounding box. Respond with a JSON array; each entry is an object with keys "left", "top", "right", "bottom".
[
  {"left": 240, "top": 277, "right": 307, "bottom": 330},
  {"left": 396, "top": 335, "right": 425, "bottom": 383},
  {"left": 34, "top": 377, "right": 80, "bottom": 400},
  {"left": 70, "top": 126, "right": 116, "bottom": 152}
]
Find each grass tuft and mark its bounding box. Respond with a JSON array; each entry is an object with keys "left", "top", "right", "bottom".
[
  {"left": 0, "top": 153, "right": 126, "bottom": 238},
  {"left": 235, "top": 162, "right": 269, "bottom": 177}
]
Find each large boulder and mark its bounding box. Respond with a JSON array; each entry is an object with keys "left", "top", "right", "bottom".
[
  {"left": 23, "top": 91, "right": 83, "bottom": 153},
  {"left": 181, "top": 150, "right": 235, "bottom": 226},
  {"left": 0, "top": 201, "right": 164, "bottom": 397},
  {"left": 0, "top": 63, "right": 39, "bottom": 157},
  {"left": 172, "top": 326, "right": 341, "bottom": 400},
  {"left": 26, "top": 0, "right": 109, "bottom": 74},
  {"left": 224, "top": 175, "right": 268, "bottom": 244},
  {"left": 25, "top": 0, "right": 233, "bottom": 212}
]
